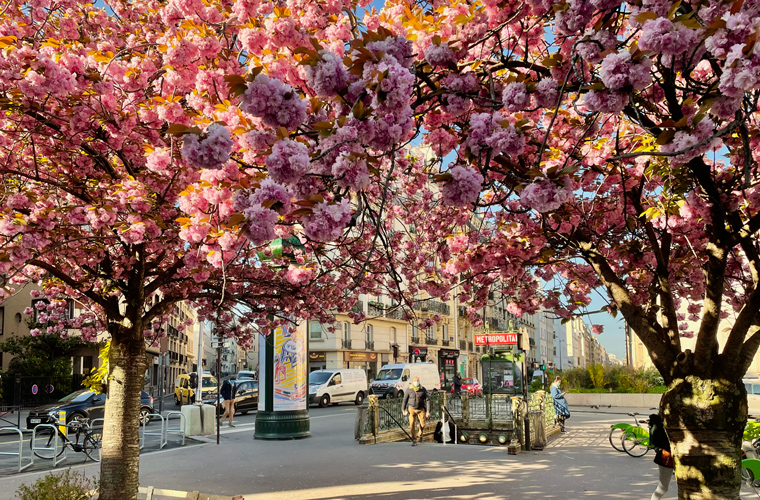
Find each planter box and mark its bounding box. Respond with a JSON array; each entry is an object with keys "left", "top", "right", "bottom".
[{"left": 565, "top": 393, "right": 662, "bottom": 408}]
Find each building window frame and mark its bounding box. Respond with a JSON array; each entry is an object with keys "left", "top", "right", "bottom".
[{"left": 309, "top": 321, "right": 323, "bottom": 341}]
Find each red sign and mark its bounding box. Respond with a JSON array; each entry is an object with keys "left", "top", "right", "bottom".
[{"left": 474, "top": 333, "right": 517, "bottom": 345}]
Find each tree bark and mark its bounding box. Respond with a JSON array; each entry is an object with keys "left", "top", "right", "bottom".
[
  {"left": 661, "top": 375, "right": 747, "bottom": 500},
  {"left": 99, "top": 327, "right": 146, "bottom": 500}
]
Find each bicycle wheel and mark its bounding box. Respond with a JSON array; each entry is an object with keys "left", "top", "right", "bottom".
[
  {"left": 83, "top": 430, "right": 101, "bottom": 462},
  {"left": 609, "top": 427, "right": 627, "bottom": 452},
  {"left": 30, "top": 426, "right": 66, "bottom": 459},
  {"left": 622, "top": 429, "right": 649, "bottom": 457}
]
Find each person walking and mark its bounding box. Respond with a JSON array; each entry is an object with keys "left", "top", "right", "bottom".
[
  {"left": 453, "top": 372, "right": 462, "bottom": 396},
  {"left": 550, "top": 377, "right": 570, "bottom": 432},
  {"left": 220, "top": 378, "right": 236, "bottom": 427},
  {"left": 648, "top": 413, "right": 676, "bottom": 500},
  {"left": 402, "top": 376, "right": 431, "bottom": 446}
]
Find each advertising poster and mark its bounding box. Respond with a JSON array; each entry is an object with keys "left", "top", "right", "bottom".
[{"left": 273, "top": 322, "right": 306, "bottom": 411}]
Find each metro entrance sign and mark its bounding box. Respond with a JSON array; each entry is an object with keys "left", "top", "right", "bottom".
[{"left": 474, "top": 332, "right": 518, "bottom": 345}]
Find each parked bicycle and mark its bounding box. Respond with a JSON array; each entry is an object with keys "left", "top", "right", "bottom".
[
  {"left": 31, "top": 417, "right": 102, "bottom": 462},
  {"left": 609, "top": 412, "right": 651, "bottom": 453}
]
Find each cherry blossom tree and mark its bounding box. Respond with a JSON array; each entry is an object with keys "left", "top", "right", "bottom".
[
  {"left": 367, "top": 0, "right": 760, "bottom": 498},
  {"left": 0, "top": 1, "right": 463, "bottom": 498}
]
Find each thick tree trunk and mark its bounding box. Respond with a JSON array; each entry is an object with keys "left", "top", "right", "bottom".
[
  {"left": 99, "top": 329, "right": 146, "bottom": 500},
  {"left": 661, "top": 375, "right": 747, "bottom": 500}
]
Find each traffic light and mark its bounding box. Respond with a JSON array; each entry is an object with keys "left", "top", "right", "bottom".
[
  {"left": 189, "top": 372, "right": 198, "bottom": 389},
  {"left": 540, "top": 363, "right": 546, "bottom": 371}
]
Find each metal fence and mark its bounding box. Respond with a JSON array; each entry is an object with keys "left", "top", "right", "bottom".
[{"left": 362, "top": 392, "right": 555, "bottom": 442}]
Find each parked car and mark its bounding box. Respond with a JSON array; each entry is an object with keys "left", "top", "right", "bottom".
[
  {"left": 369, "top": 363, "right": 441, "bottom": 399},
  {"left": 236, "top": 370, "right": 257, "bottom": 381},
  {"left": 26, "top": 389, "right": 155, "bottom": 429},
  {"left": 232, "top": 379, "right": 258, "bottom": 414},
  {"left": 174, "top": 373, "right": 218, "bottom": 405},
  {"left": 452, "top": 377, "right": 483, "bottom": 396},
  {"left": 309, "top": 369, "right": 367, "bottom": 407}
]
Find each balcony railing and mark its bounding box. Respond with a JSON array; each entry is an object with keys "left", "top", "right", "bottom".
[
  {"left": 368, "top": 302, "right": 384, "bottom": 317},
  {"left": 365, "top": 340, "right": 375, "bottom": 351},
  {"left": 425, "top": 336, "right": 438, "bottom": 346},
  {"left": 386, "top": 308, "right": 406, "bottom": 320},
  {"left": 350, "top": 300, "right": 364, "bottom": 313},
  {"left": 441, "top": 339, "right": 450, "bottom": 347},
  {"left": 342, "top": 339, "right": 352, "bottom": 349},
  {"left": 414, "top": 299, "right": 451, "bottom": 315},
  {"left": 460, "top": 340, "right": 467, "bottom": 351},
  {"left": 411, "top": 336, "right": 420, "bottom": 344}
]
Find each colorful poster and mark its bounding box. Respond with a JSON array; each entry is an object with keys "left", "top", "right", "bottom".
[{"left": 273, "top": 322, "right": 306, "bottom": 411}]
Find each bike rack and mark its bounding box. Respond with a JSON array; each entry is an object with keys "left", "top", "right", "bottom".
[
  {"left": 140, "top": 413, "right": 166, "bottom": 450},
  {"left": 31, "top": 423, "right": 66, "bottom": 466},
  {"left": 164, "top": 412, "right": 186, "bottom": 446},
  {"left": 0, "top": 427, "right": 32, "bottom": 472}
]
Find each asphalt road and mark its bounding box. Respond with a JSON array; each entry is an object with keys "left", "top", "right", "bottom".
[{"left": 1, "top": 405, "right": 755, "bottom": 499}]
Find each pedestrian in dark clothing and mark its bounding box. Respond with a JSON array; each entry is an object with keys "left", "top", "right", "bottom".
[
  {"left": 453, "top": 373, "right": 462, "bottom": 395},
  {"left": 434, "top": 413, "right": 457, "bottom": 444},
  {"left": 220, "top": 379, "right": 235, "bottom": 427},
  {"left": 649, "top": 414, "right": 675, "bottom": 500},
  {"left": 402, "top": 377, "right": 431, "bottom": 446}
]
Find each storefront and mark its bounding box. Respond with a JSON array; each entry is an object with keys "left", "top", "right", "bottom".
[
  {"left": 344, "top": 351, "right": 379, "bottom": 381},
  {"left": 438, "top": 349, "right": 459, "bottom": 390},
  {"left": 309, "top": 351, "right": 326, "bottom": 372},
  {"left": 409, "top": 346, "right": 428, "bottom": 363}
]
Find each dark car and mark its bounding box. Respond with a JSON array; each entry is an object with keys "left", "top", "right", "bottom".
[
  {"left": 26, "top": 389, "right": 155, "bottom": 429},
  {"left": 232, "top": 379, "right": 258, "bottom": 415}
]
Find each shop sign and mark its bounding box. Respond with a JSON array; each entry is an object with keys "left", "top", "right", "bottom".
[
  {"left": 439, "top": 349, "right": 459, "bottom": 359},
  {"left": 343, "top": 352, "right": 378, "bottom": 362},
  {"left": 309, "top": 352, "right": 326, "bottom": 362},
  {"left": 409, "top": 346, "right": 428, "bottom": 356},
  {"left": 474, "top": 333, "right": 517, "bottom": 345}
]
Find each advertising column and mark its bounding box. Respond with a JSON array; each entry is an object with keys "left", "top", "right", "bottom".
[{"left": 255, "top": 321, "right": 310, "bottom": 439}]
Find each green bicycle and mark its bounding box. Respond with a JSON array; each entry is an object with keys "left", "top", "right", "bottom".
[{"left": 621, "top": 420, "right": 655, "bottom": 457}]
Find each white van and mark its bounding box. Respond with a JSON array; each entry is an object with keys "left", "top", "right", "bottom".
[
  {"left": 369, "top": 362, "right": 441, "bottom": 399},
  {"left": 745, "top": 378, "right": 760, "bottom": 416},
  {"left": 309, "top": 369, "right": 368, "bottom": 407}
]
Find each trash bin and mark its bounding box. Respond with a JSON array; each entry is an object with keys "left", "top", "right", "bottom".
[{"left": 529, "top": 410, "right": 546, "bottom": 449}]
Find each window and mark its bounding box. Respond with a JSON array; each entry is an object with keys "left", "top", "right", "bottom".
[
  {"left": 411, "top": 323, "right": 418, "bottom": 341},
  {"left": 331, "top": 374, "right": 342, "bottom": 385},
  {"left": 309, "top": 321, "right": 323, "bottom": 340},
  {"left": 0, "top": 306, "right": 4, "bottom": 335},
  {"left": 426, "top": 325, "right": 434, "bottom": 339},
  {"left": 391, "top": 327, "right": 397, "bottom": 345},
  {"left": 344, "top": 322, "right": 351, "bottom": 342},
  {"left": 366, "top": 324, "right": 373, "bottom": 343},
  {"left": 442, "top": 324, "right": 448, "bottom": 341}
]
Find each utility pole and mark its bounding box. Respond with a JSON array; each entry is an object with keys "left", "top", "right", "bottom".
[{"left": 216, "top": 339, "right": 221, "bottom": 445}]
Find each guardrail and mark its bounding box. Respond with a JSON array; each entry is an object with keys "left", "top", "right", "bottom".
[
  {"left": 0, "top": 427, "right": 32, "bottom": 472},
  {"left": 164, "top": 412, "right": 186, "bottom": 446},
  {"left": 140, "top": 413, "right": 166, "bottom": 450}
]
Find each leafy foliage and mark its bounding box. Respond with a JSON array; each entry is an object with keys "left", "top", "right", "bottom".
[
  {"left": 562, "top": 365, "right": 666, "bottom": 393},
  {"left": 81, "top": 342, "right": 110, "bottom": 395},
  {"left": 0, "top": 334, "right": 98, "bottom": 378},
  {"left": 15, "top": 469, "right": 96, "bottom": 500}
]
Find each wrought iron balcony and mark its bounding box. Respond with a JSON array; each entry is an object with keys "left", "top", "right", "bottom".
[
  {"left": 425, "top": 336, "right": 438, "bottom": 346},
  {"left": 460, "top": 340, "right": 467, "bottom": 351},
  {"left": 368, "top": 301, "right": 385, "bottom": 317},
  {"left": 468, "top": 341, "right": 474, "bottom": 351},
  {"left": 411, "top": 336, "right": 420, "bottom": 344},
  {"left": 365, "top": 340, "right": 375, "bottom": 351},
  {"left": 386, "top": 308, "right": 406, "bottom": 320},
  {"left": 342, "top": 339, "right": 352, "bottom": 349},
  {"left": 441, "top": 339, "right": 450, "bottom": 347}
]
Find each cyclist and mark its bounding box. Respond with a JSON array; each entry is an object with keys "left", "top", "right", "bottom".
[{"left": 648, "top": 413, "right": 676, "bottom": 500}]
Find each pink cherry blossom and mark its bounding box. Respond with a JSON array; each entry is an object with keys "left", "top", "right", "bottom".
[
  {"left": 303, "top": 199, "right": 353, "bottom": 242},
  {"left": 303, "top": 50, "right": 348, "bottom": 97},
  {"left": 599, "top": 50, "right": 652, "bottom": 91},
  {"left": 442, "top": 166, "right": 483, "bottom": 207},
  {"left": 241, "top": 205, "right": 279, "bottom": 245},
  {"left": 240, "top": 74, "right": 306, "bottom": 130},
  {"left": 520, "top": 177, "right": 574, "bottom": 212},
  {"left": 181, "top": 123, "right": 233, "bottom": 170},
  {"left": 265, "top": 139, "right": 310, "bottom": 186},
  {"left": 502, "top": 82, "right": 529, "bottom": 112}
]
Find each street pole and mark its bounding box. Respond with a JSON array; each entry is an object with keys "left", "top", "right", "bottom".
[
  {"left": 158, "top": 357, "right": 164, "bottom": 414},
  {"left": 196, "top": 321, "right": 204, "bottom": 408},
  {"left": 216, "top": 340, "right": 221, "bottom": 445}
]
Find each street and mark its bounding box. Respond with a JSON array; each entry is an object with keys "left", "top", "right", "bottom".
[{"left": 0, "top": 405, "right": 692, "bottom": 499}]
